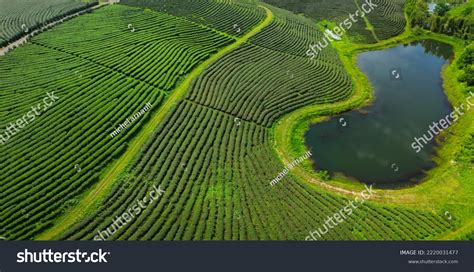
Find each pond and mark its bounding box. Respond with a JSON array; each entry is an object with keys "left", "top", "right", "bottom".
[
  {"left": 304, "top": 40, "right": 454, "bottom": 187},
  {"left": 428, "top": 2, "right": 437, "bottom": 14}
]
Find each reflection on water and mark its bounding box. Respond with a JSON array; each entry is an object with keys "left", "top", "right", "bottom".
[{"left": 304, "top": 40, "right": 453, "bottom": 187}]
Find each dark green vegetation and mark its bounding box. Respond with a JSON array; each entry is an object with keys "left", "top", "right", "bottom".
[
  {"left": 457, "top": 44, "right": 474, "bottom": 86},
  {"left": 0, "top": 0, "right": 470, "bottom": 240},
  {"left": 360, "top": 0, "right": 406, "bottom": 40},
  {"left": 262, "top": 0, "right": 406, "bottom": 42},
  {"left": 263, "top": 0, "right": 375, "bottom": 42},
  {"left": 408, "top": 0, "right": 473, "bottom": 39},
  {"left": 0, "top": 0, "right": 98, "bottom": 47}
]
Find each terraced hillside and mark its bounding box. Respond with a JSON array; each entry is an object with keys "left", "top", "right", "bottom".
[
  {"left": 0, "top": 4, "right": 233, "bottom": 240},
  {"left": 263, "top": 0, "right": 406, "bottom": 43},
  {"left": 357, "top": 0, "right": 406, "bottom": 40},
  {"left": 33, "top": 5, "right": 233, "bottom": 91},
  {"left": 250, "top": 5, "right": 342, "bottom": 62},
  {"left": 185, "top": 42, "right": 352, "bottom": 127},
  {"left": 121, "top": 0, "right": 266, "bottom": 36},
  {"left": 0, "top": 0, "right": 463, "bottom": 241},
  {"left": 43, "top": 2, "right": 454, "bottom": 240},
  {"left": 262, "top": 0, "right": 375, "bottom": 42},
  {"left": 0, "top": 0, "right": 98, "bottom": 47}
]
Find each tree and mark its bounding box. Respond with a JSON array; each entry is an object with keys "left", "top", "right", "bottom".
[
  {"left": 435, "top": 3, "right": 450, "bottom": 17},
  {"left": 461, "top": 6, "right": 472, "bottom": 17},
  {"left": 458, "top": 47, "right": 474, "bottom": 69},
  {"left": 410, "top": 0, "right": 429, "bottom": 26},
  {"left": 459, "top": 66, "right": 474, "bottom": 86}
]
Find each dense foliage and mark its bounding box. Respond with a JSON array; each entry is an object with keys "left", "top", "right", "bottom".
[
  {"left": 0, "top": 4, "right": 232, "bottom": 240},
  {"left": 457, "top": 45, "right": 474, "bottom": 86},
  {"left": 408, "top": 0, "right": 473, "bottom": 40}
]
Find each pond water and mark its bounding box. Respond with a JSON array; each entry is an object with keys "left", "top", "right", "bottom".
[
  {"left": 304, "top": 40, "right": 453, "bottom": 186},
  {"left": 428, "top": 2, "right": 437, "bottom": 14}
]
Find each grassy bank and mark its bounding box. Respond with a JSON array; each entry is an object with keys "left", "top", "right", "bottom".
[{"left": 271, "top": 8, "right": 473, "bottom": 239}]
